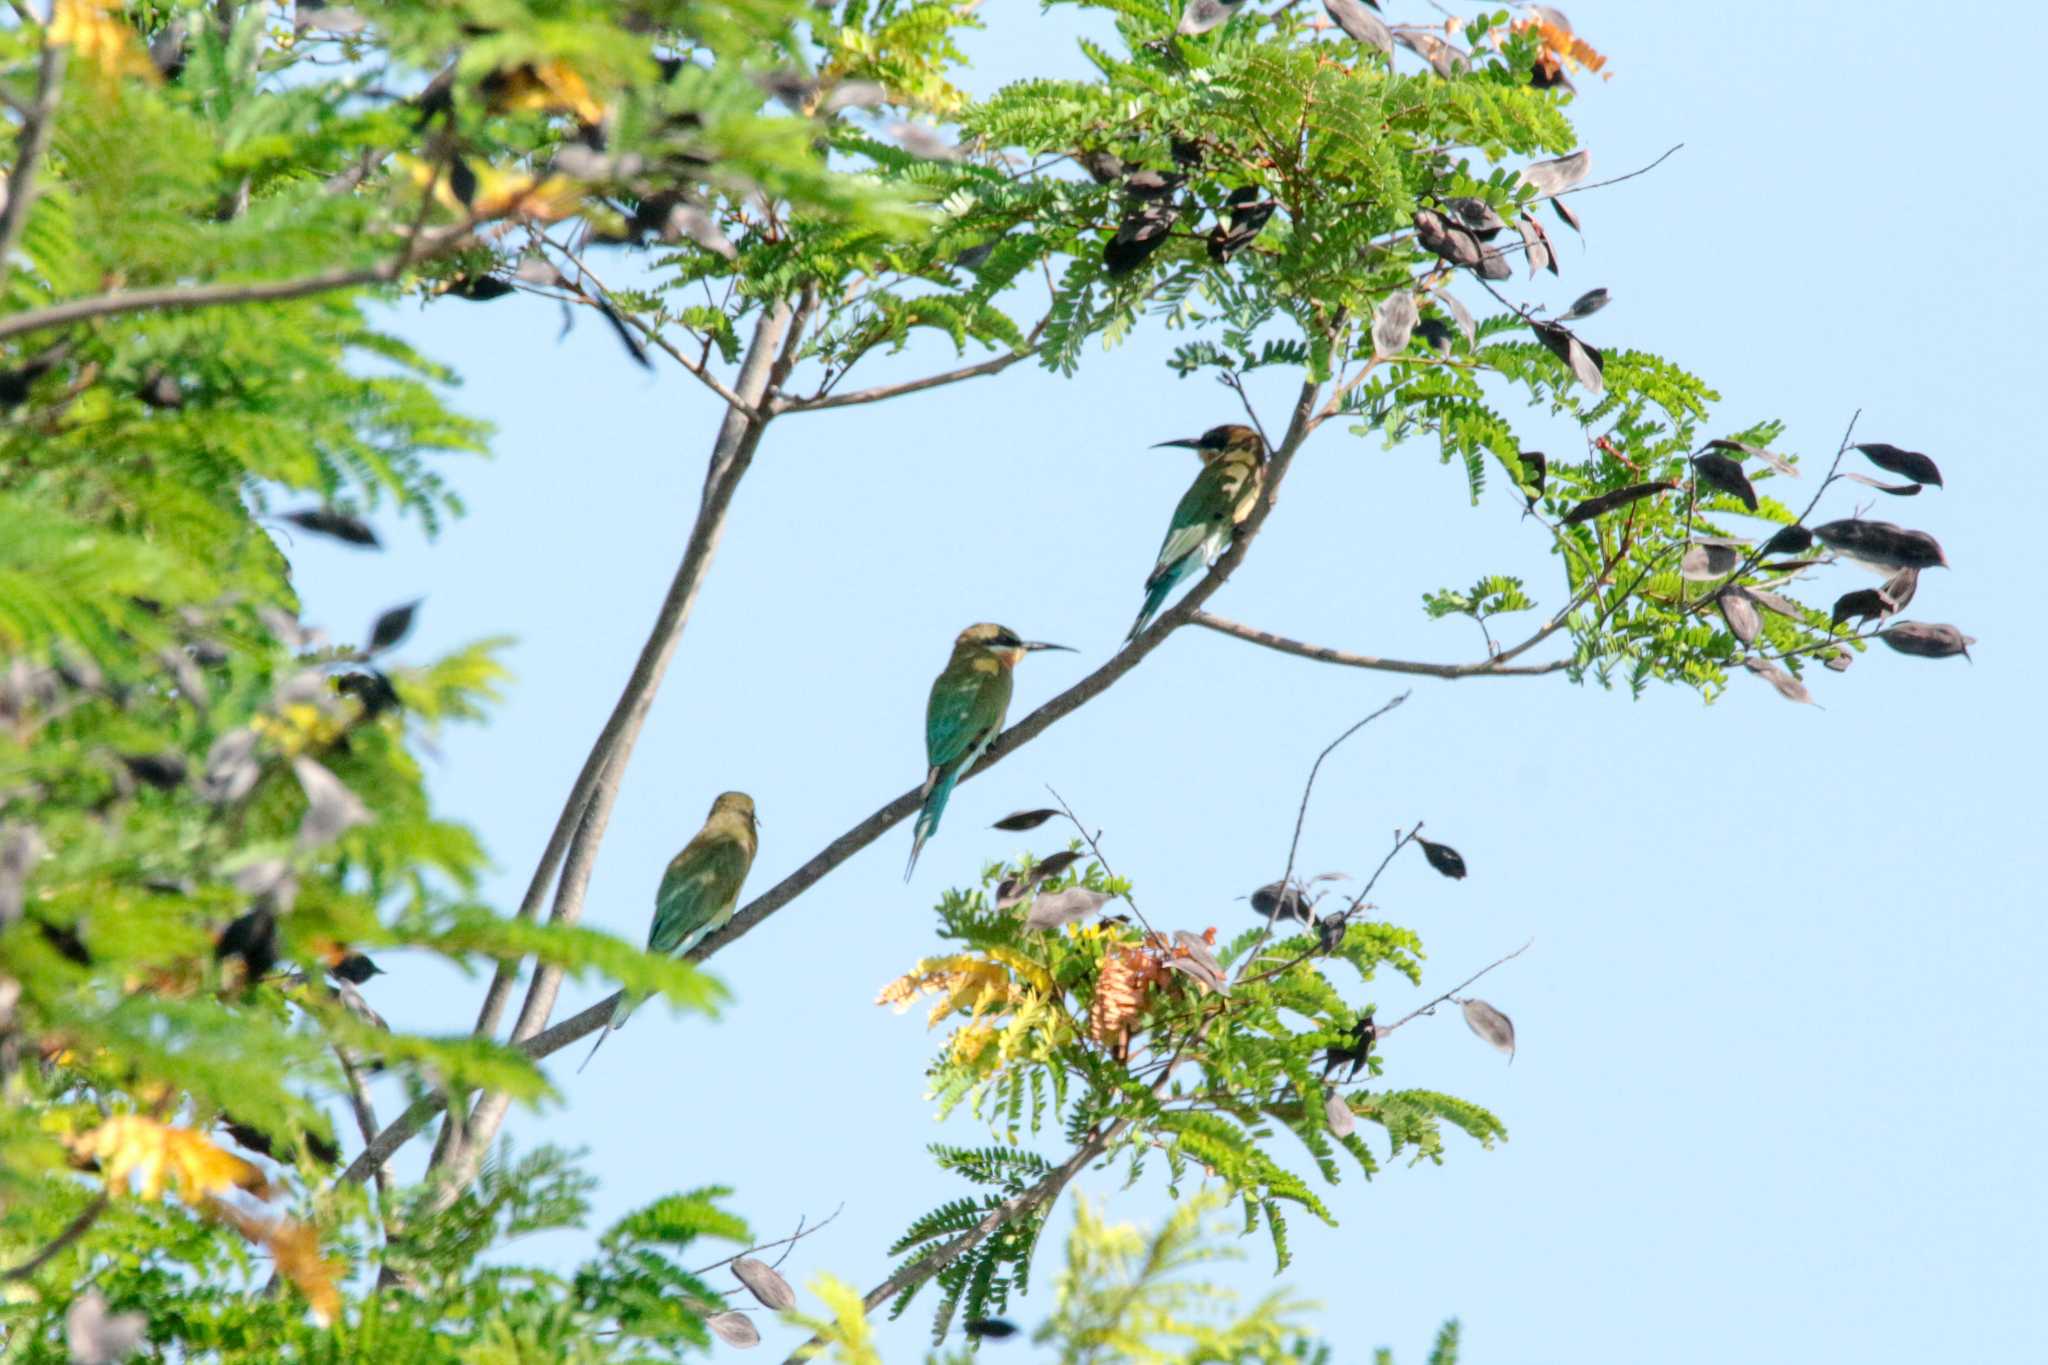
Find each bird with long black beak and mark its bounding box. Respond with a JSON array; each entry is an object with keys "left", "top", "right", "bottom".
[
  {"left": 907, "top": 625, "right": 1075, "bottom": 879},
  {"left": 1127, "top": 424, "right": 1268, "bottom": 642}
]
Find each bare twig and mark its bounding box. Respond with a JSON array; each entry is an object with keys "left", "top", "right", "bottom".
[
  {"left": 1232, "top": 694, "right": 1410, "bottom": 985},
  {"left": 1, "top": 1194, "right": 107, "bottom": 1282},
  {"left": 772, "top": 339, "right": 1041, "bottom": 415},
  {"left": 1216, "top": 370, "right": 1273, "bottom": 452},
  {"left": 538, "top": 238, "right": 763, "bottom": 419},
  {"left": 0, "top": 219, "right": 475, "bottom": 345},
  {"left": 0, "top": 40, "right": 64, "bottom": 270},
  {"left": 1231, "top": 819, "right": 1423, "bottom": 989},
  {"left": 1551, "top": 143, "right": 1685, "bottom": 199},
  {"left": 689, "top": 1204, "right": 844, "bottom": 1279},
  {"left": 1045, "top": 785, "right": 1158, "bottom": 941},
  {"left": 1191, "top": 613, "right": 1571, "bottom": 678},
  {"left": 1374, "top": 938, "right": 1534, "bottom": 1039},
  {"left": 1722, "top": 410, "right": 1860, "bottom": 590}
]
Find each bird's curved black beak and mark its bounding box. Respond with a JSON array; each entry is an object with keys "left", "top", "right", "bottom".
[
  {"left": 1152, "top": 437, "right": 1205, "bottom": 450},
  {"left": 1021, "top": 641, "right": 1076, "bottom": 653}
]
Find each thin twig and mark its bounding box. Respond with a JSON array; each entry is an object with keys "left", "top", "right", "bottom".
[
  {"left": 1045, "top": 785, "right": 1158, "bottom": 941},
  {"left": 1551, "top": 143, "right": 1685, "bottom": 199},
  {"left": 1216, "top": 370, "right": 1272, "bottom": 452},
  {"left": 772, "top": 336, "right": 1043, "bottom": 415},
  {"left": 0, "top": 221, "right": 473, "bottom": 344},
  {"left": 1374, "top": 938, "right": 1534, "bottom": 1039},
  {"left": 1, "top": 1194, "right": 107, "bottom": 1282},
  {"left": 1722, "top": 410, "right": 1860, "bottom": 590},
  {"left": 688, "top": 1204, "right": 844, "bottom": 1279},
  {"left": 1192, "top": 613, "right": 1572, "bottom": 678},
  {"left": 1230, "top": 819, "right": 1424, "bottom": 990},
  {"left": 1232, "top": 693, "right": 1410, "bottom": 984},
  {"left": 538, "top": 237, "right": 763, "bottom": 419}
]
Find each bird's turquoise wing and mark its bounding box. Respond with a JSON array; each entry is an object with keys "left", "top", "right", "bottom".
[
  {"left": 1149, "top": 463, "right": 1233, "bottom": 580},
  {"left": 647, "top": 833, "right": 750, "bottom": 957},
  {"left": 926, "top": 661, "right": 1005, "bottom": 771}
]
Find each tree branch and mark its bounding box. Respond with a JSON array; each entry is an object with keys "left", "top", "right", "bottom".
[
  {"left": 334, "top": 1046, "right": 390, "bottom": 1201},
  {"left": 347, "top": 377, "right": 1331, "bottom": 1184},
  {"left": 777, "top": 1125, "right": 1120, "bottom": 1365},
  {"left": 0, "top": 215, "right": 478, "bottom": 344},
  {"left": 433, "top": 288, "right": 819, "bottom": 1196},
  {"left": 1, "top": 1193, "right": 106, "bottom": 1283},
  {"left": 0, "top": 40, "right": 64, "bottom": 272},
  {"left": 770, "top": 342, "right": 1039, "bottom": 415},
  {"left": 1190, "top": 612, "right": 1570, "bottom": 678}
]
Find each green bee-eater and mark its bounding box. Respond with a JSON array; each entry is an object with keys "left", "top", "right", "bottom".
[
  {"left": 907, "top": 624, "right": 1074, "bottom": 880},
  {"left": 580, "top": 791, "right": 758, "bottom": 1071},
  {"left": 1127, "top": 423, "right": 1268, "bottom": 641}
]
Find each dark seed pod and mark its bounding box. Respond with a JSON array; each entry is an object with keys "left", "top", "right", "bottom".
[
  {"left": 1316, "top": 912, "right": 1347, "bottom": 954},
  {"left": 1416, "top": 838, "right": 1466, "bottom": 879},
  {"left": 965, "top": 1318, "right": 1020, "bottom": 1340},
  {"left": 1761, "top": 525, "right": 1814, "bottom": 555},
  {"left": 1855, "top": 442, "right": 1943, "bottom": 488},
  {"left": 1831, "top": 588, "right": 1892, "bottom": 628},
  {"left": 1877, "top": 621, "right": 1975, "bottom": 659},
  {"left": 992, "top": 808, "right": 1058, "bottom": 831},
  {"left": 215, "top": 906, "right": 280, "bottom": 982},
  {"left": 1811, "top": 519, "right": 1947, "bottom": 571},
  {"left": 1561, "top": 481, "right": 1676, "bottom": 526},
  {"left": 280, "top": 507, "right": 379, "bottom": 548},
  {"left": 119, "top": 752, "right": 188, "bottom": 790},
  {"left": 367, "top": 599, "right": 421, "bottom": 654},
  {"left": 1690, "top": 453, "right": 1758, "bottom": 512},
  {"left": 1248, "top": 880, "right": 1309, "bottom": 922}
]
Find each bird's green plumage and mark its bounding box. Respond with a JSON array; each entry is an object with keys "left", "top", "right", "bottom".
[
  {"left": 1129, "top": 426, "right": 1265, "bottom": 640},
  {"left": 907, "top": 633, "right": 1015, "bottom": 878},
  {"left": 580, "top": 791, "right": 757, "bottom": 1071}
]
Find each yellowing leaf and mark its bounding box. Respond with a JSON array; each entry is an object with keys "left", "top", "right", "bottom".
[
  {"left": 71, "top": 1116, "right": 269, "bottom": 1202},
  {"left": 467, "top": 165, "right": 583, "bottom": 222},
  {"left": 876, "top": 954, "right": 1023, "bottom": 1027},
  {"left": 48, "top": 0, "right": 159, "bottom": 84},
  {"left": 485, "top": 61, "right": 606, "bottom": 125},
  {"left": 217, "top": 1205, "right": 346, "bottom": 1325}
]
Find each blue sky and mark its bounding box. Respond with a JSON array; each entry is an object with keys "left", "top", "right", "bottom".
[{"left": 294, "top": 4, "right": 2044, "bottom": 1361}]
